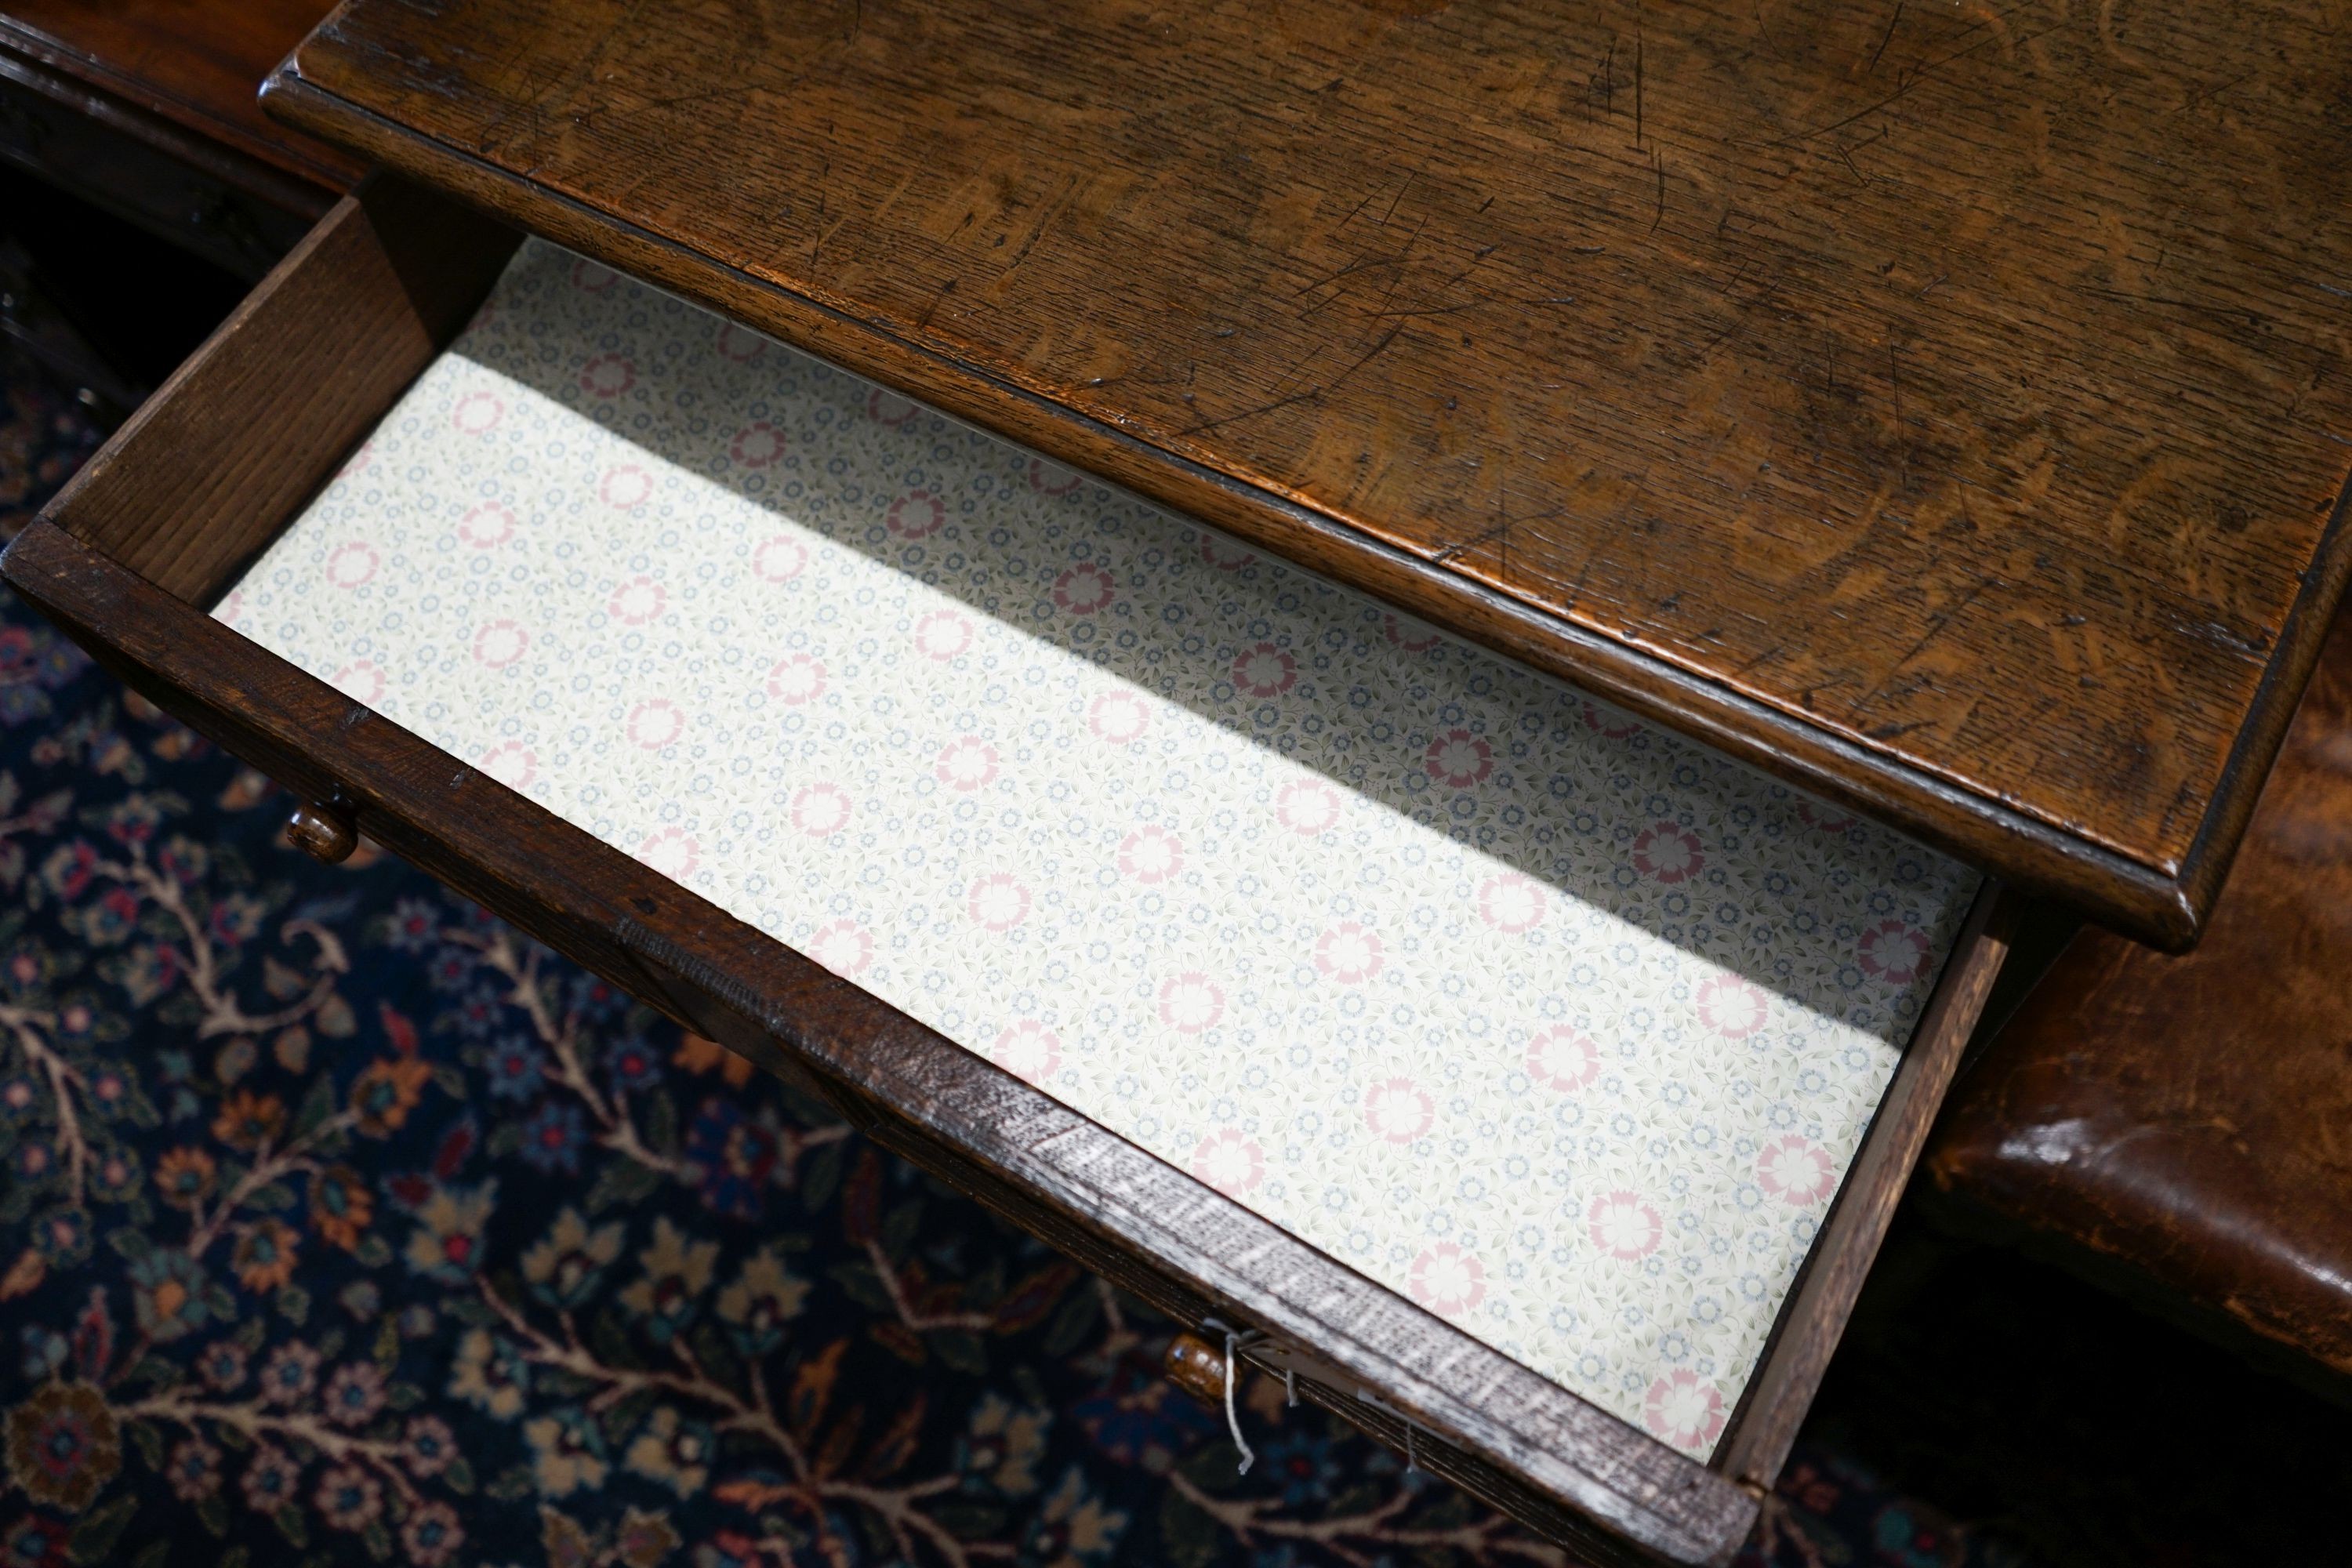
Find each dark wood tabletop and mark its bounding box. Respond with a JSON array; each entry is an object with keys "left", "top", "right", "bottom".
[{"left": 263, "top": 0, "right": 2352, "bottom": 946}]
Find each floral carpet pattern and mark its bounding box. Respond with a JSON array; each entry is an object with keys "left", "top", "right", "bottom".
[{"left": 0, "top": 346, "right": 2021, "bottom": 1567}]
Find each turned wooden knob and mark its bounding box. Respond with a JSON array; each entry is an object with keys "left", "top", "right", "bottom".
[
  {"left": 1164, "top": 1330, "right": 1229, "bottom": 1407},
  {"left": 286, "top": 800, "right": 358, "bottom": 863}
]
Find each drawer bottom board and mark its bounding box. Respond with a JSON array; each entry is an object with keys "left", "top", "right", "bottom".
[{"left": 215, "top": 238, "right": 1980, "bottom": 1458}]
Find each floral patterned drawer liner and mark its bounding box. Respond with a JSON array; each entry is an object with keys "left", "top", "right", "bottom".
[{"left": 216, "top": 239, "right": 1980, "bottom": 1459}]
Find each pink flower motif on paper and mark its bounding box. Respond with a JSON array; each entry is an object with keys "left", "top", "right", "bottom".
[
  {"left": 1525, "top": 1026, "right": 1599, "bottom": 1093},
  {"left": 866, "top": 388, "right": 917, "bottom": 426},
  {"left": 636, "top": 828, "right": 699, "bottom": 880},
  {"left": 1156, "top": 973, "right": 1225, "bottom": 1035},
  {"left": 764, "top": 653, "right": 826, "bottom": 706},
  {"left": 1423, "top": 728, "right": 1493, "bottom": 789},
  {"left": 570, "top": 259, "right": 619, "bottom": 294},
  {"left": 1580, "top": 699, "right": 1642, "bottom": 740},
  {"left": 1695, "top": 975, "right": 1769, "bottom": 1039},
  {"left": 1314, "top": 923, "right": 1384, "bottom": 985},
  {"left": 1857, "top": 920, "right": 1932, "bottom": 985},
  {"left": 1587, "top": 1191, "right": 1663, "bottom": 1260},
  {"left": 751, "top": 535, "right": 808, "bottom": 583},
  {"left": 934, "top": 736, "right": 1000, "bottom": 793},
  {"left": 789, "top": 783, "right": 852, "bottom": 837},
  {"left": 332, "top": 661, "right": 386, "bottom": 706},
  {"left": 729, "top": 421, "right": 786, "bottom": 468},
  {"left": 579, "top": 353, "right": 636, "bottom": 399},
  {"left": 1029, "top": 459, "right": 1083, "bottom": 497},
  {"left": 599, "top": 465, "right": 652, "bottom": 510},
  {"left": 990, "top": 1019, "right": 1062, "bottom": 1084},
  {"left": 1477, "top": 873, "right": 1548, "bottom": 933},
  {"left": 451, "top": 392, "right": 504, "bottom": 434},
  {"left": 1758, "top": 1135, "right": 1836, "bottom": 1205},
  {"left": 1230, "top": 642, "right": 1297, "bottom": 699},
  {"left": 1116, "top": 826, "right": 1184, "bottom": 884},
  {"left": 1408, "top": 1244, "right": 1486, "bottom": 1318},
  {"left": 1087, "top": 691, "right": 1150, "bottom": 745},
  {"left": 478, "top": 742, "right": 537, "bottom": 791},
  {"left": 1796, "top": 800, "right": 1857, "bottom": 834},
  {"left": 1643, "top": 1370, "right": 1727, "bottom": 1451},
  {"left": 325, "top": 543, "right": 379, "bottom": 590},
  {"left": 472, "top": 621, "right": 529, "bottom": 670},
  {"left": 1051, "top": 562, "right": 1116, "bottom": 615},
  {"left": 914, "top": 611, "right": 973, "bottom": 662},
  {"left": 1189, "top": 1130, "right": 1264, "bottom": 1198},
  {"left": 608, "top": 575, "right": 667, "bottom": 626},
  {"left": 626, "top": 700, "right": 684, "bottom": 751},
  {"left": 1363, "top": 1077, "right": 1433, "bottom": 1144},
  {"left": 337, "top": 442, "right": 374, "bottom": 481},
  {"left": 714, "top": 321, "right": 766, "bottom": 362},
  {"left": 1198, "top": 533, "right": 1255, "bottom": 571},
  {"left": 807, "top": 920, "right": 873, "bottom": 978},
  {"left": 1275, "top": 780, "right": 1342, "bottom": 836},
  {"left": 1384, "top": 613, "right": 1443, "bottom": 652},
  {"left": 887, "top": 491, "right": 947, "bottom": 539},
  {"left": 966, "top": 873, "right": 1032, "bottom": 932},
  {"left": 457, "top": 503, "right": 516, "bottom": 549},
  {"left": 1631, "top": 821, "right": 1704, "bottom": 884}
]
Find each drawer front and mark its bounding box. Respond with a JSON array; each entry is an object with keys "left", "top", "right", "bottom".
[{"left": 2, "top": 175, "right": 2013, "bottom": 1568}]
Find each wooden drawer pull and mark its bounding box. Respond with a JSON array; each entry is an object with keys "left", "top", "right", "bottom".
[
  {"left": 1163, "top": 1330, "right": 1228, "bottom": 1408},
  {"left": 285, "top": 800, "right": 357, "bottom": 863}
]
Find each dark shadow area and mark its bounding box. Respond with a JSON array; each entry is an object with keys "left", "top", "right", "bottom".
[
  {"left": 0, "top": 162, "right": 249, "bottom": 419},
  {"left": 1805, "top": 1194, "right": 2352, "bottom": 1568}
]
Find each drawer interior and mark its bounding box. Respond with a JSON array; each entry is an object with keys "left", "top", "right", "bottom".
[
  {"left": 7, "top": 177, "right": 2009, "bottom": 1566},
  {"left": 221, "top": 233, "right": 1980, "bottom": 1443}
]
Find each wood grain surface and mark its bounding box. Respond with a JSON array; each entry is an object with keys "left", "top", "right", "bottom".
[
  {"left": 0, "top": 0, "right": 357, "bottom": 194},
  {"left": 261, "top": 0, "right": 2352, "bottom": 946},
  {"left": 39, "top": 177, "right": 517, "bottom": 601}
]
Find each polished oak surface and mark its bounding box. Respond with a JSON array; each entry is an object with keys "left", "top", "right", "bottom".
[
  {"left": 1931, "top": 606, "right": 2352, "bottom": 1381},
  {"left": 265, "top": 0, "right": 2352, "bottom": 944}
]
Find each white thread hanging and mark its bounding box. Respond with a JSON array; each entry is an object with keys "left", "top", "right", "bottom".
[
  {"left": 1355, "top": 1386, "right": 1422, "bottom": 1474},
  {"left": 1282, "top": 1366, "right": 1298, "bottom": 1407},
  {"left": 1199, "top": 1318, "right": 1264, "bottom": 1475}
]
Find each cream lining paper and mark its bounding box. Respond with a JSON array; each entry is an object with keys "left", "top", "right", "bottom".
[{"left": 218, "top": 241, "right": 1979, "bottom": 1457}]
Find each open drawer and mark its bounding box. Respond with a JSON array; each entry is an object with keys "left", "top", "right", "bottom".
[{"left": 2, "top": 176, "right": 2012, "bottom": 1567}]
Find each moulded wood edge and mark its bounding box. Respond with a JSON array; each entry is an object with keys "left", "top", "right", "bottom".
[{"left": 0, "top": 15, "right": 358, "bottom": 199}]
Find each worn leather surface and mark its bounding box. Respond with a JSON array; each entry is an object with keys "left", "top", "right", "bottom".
[{"left": 1929, "top": 610, "right": 2352, "bottom": 1378}]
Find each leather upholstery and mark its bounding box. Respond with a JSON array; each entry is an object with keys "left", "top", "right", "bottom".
[{"left": 1929, "top": 609, "right": 2352, "bottom": 1379}]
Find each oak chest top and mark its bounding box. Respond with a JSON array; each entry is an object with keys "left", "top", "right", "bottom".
[{"left": 267, "top": 0, "right": 2352, "bottom": 945}]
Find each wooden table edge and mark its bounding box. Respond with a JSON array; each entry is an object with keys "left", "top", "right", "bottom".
[{"left": 0, "top": 15, "right": 356, "bottom": 202}]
